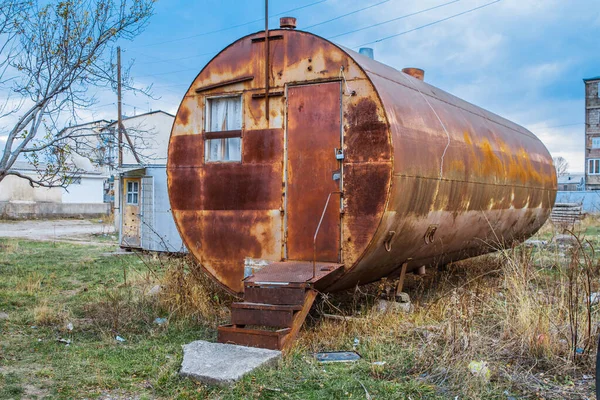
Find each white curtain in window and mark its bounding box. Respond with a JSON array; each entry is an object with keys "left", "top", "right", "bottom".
[
  {"left": 227, "top": 137, "right": 241, "bottom": 160},
  {"left": 208, "top": 97, "right": 242, "bottom": 132},
  {"left": 206, "top": 138, "right": 241, "bottom": 162},
  {"left": 206, "top": 96, "right": 242, "bottom": 162}
]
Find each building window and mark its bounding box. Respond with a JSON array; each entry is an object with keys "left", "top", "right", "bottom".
[
  {"left": 205, "top": 96, "right": 242, "bottom": 162},
  {"left": 589, "top": 159, "right": 600, "bottom": 175},
  {"left": 592, "top": 137, "right": 600, "bottom": 149},
  {"left": 126, "top": 181, "right": 139, "bottom": 204}
]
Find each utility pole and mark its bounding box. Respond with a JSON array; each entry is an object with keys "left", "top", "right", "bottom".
[
  {"left": 117, "top": 46, "right": 123, "bottom": 168},
  {"left": 264, "top": 0, "right": 269, "bottom": 121}
]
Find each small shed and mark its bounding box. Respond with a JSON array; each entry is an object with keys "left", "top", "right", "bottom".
[
  {"left": 119, "top": 165, "right": 185, "bottom": 252},
  {"left": 557, "top": 174, "right": 585, "bottom": 191}
]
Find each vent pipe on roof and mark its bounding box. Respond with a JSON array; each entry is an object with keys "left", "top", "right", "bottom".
[
  {"left": 280, "top": 17, "right": 296, "bottom": 29},
  {"left": 359, "top": 47, "right": 374, "bottom": 60},
  {"left": 402, "top": 67, "right": 425, "bottom": 81}
]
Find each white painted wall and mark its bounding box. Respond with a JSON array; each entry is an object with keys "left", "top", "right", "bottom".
[
  {"left": 0, "top": 172, "right": 107, "bottom": 205},
  {"left": 119, "top": 111, "right": 174, "bottom": 166},
  {"left": 0, "top": 174, "right": 62, "bottom": 203},
  {"left": 62, "top": 176, "right": 106, "bottom": 204}
]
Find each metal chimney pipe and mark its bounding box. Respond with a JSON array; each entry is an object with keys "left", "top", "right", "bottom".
[
  {"left": 280, "top": 17, "right": 297, "bottom": 29},
  {"left": 402, "top": 67, "right": 425, "bottom": 81},
  {"left": 359, "top": 47, "right": 374, "bottom": 60}
]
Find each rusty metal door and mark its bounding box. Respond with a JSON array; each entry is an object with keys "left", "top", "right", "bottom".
[{"left": 286, "top": 81, "right": 341, "bottom": 262}]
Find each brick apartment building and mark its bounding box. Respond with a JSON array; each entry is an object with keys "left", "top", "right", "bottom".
[{"left": 585, "top": 76, "right": 600, "bottom": 190}]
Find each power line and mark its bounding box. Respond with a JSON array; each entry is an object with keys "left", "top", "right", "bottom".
[
  {"left": 136, "top": 67, "right": 199, "bottom": 79},
  {"left": 134, "top": 0, "right": 328, "bottom": 49},
  {"left": 328, "top": 0, "right": 460, "bottom": 40},
  {"left": 355, "top": 0, "right": 502, "bottom": 48},
  {"left": 128, "top": 1, "right": 499, "bottom": 82},
  {"left": 132, "top": 0, "right": 393, "bottom": 67},
  {"left": 544, "top": 123, "right": 585, "bottom": 129},
  {"left": 133, "top": 50, "right": 216, "bottom": 66},
  {"left": 302, "top": 0, "right": 390, "bottom": 30}
]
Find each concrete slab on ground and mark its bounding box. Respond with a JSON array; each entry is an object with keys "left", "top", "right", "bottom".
[{"left": 180, "top": 340, "right": 281, "bottom": 386}]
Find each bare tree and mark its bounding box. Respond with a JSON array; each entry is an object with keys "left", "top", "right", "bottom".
[
  {"left": 0, "top": 0, "right": 154, "bottom": 187},
  {"left": 553, "top": 156, "right": 569, "bottom": 177}
]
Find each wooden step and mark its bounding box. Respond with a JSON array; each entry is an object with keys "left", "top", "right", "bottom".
[
  {"left": 217, "top": 325, "right": 290, "bottom": 350},
  {"left": 230, "top": 302, "right": 300, "bottom": 327},
  {"left": 244, "top": 285, "right": 307, "bottom": 305}
]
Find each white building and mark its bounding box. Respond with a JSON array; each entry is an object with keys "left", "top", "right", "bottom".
[
  {"left": 103, "top": 111, "right": 184, "bottom": 252},
  {"left": 0, "top": 161, "right": 109, "bottom": 219}
]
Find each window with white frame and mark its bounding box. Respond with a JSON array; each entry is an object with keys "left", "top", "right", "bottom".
[
  {"left": 593, "top": 137, "right": 600, "bottom": 149},
  {"left": 126, "top": 181, "right": 139, "bottom": 204},
  {"left": 589, "top": 159, "right": 600, "bottom": 175},
  {"left": 205, "top": 96, "right": 242, "bottom": 162}
]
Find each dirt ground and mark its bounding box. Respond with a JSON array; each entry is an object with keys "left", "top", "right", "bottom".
[{"left": 0, "top": 219, "right": 116, "bottom": 245}]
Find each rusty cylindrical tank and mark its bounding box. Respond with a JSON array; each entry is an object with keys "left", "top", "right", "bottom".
[{"left": 167, "top": 27, "right": 557, "bottom": 294}]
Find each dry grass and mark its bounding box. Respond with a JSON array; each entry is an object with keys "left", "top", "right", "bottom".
[
  {"left": 32, "top": 299, "right": 70, "bottom": 326},
  {"left": 86, "top": 220, "right": 596, "bottom": 398},
  {"left": 293, "top": 224, "right": 599, "bottom": 399},
  {"left": 0, "top": 240, "right": 19, "bottom": 254},
  {"left": 158, "top": 256, "right": 235, "bottom": 327},
  {"left": 16, "top": 272, "right": 43, "bottom": 294}
]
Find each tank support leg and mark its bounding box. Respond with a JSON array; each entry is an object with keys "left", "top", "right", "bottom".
[{"left": 395, "top": 262, "right": 408, "bottom": 296}]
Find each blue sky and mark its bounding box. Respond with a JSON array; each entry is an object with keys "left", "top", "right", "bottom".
[{"left": 85, "top": 0, "right": 599, "bottom": 173}]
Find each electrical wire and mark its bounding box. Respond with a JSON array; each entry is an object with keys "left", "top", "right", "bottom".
[
  {"left": 133, "top": 0, "right": 328, "bottom": 49},
  {"left": 328, "top": 0, "right": 460, "bottom": 40},
  {"left": 355, "top": 0, "right": 502, "bottom": 48},
  {"left": 302, "top": 0, "right": 390, "bottom": 30}
]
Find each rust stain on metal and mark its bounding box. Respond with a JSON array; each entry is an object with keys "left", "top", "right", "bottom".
[
  {"left": 168, "top": 135, "right": 203, "bottom": 167},
  {"left": 344, "top": 98, "right": 390, "bottom": 162},
  {"left": 177, "top": 105, "right": 190, "bottom": 126}
]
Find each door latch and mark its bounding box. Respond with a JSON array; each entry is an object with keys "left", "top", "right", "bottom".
[{"left": 332, "top": 169, "right": 341, "bottom": 181}]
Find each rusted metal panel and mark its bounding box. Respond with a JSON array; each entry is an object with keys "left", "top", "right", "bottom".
[
  {"left": 243, "top": 286, "right": 306, "bottom": 305},
  {"left": 230, "top": 306, "right": 295, "bottom": 328},
  {"left": 173, "top": 209, "right": 282, "bottom": 292},
  {"left": 217, "top": 325, "right": 289, "bottom": 350},
  {"left": 286, "top": 82, "right": 341, "bottom": 262},
  {"left": 242, "top": 128, "right": 283, "bottom": 164},
  {"left": 245, "top": 261, "right": 343, "bottom": 286}
]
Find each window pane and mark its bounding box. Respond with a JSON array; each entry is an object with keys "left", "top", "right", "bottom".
[
  {"left": 596, "top": 160, "right": 599, "bottom": 174},
  {"left": 208, "top": 97, "right": 242, "bottom": 132},
  {"left": 133, "top": 193, "right": 138, "bottom": 204},
  {"left": 127, "top": 182, "right": 132, "bottom": 192},
  {"left": 226, "top": 137, "right": 241, "bottom": 161},
  {"left": 127, "top": 193, "right": 132, "bottom": 203},
  {"left": 206, "top": 139, "right": 222, "bottom": 161},
  {"left": 204, "top": 138, "right": 241, "bottom": 162}
]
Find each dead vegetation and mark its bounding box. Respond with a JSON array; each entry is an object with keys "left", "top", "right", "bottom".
[
  {"left": 29, "top": 217, "right": 596, "bottom": 398},
  {"left": 292, "top": 218, "right": 600, "bottom": 398},
  {"left": 159, "top": 256, "right": 236, "bottom": 327}
]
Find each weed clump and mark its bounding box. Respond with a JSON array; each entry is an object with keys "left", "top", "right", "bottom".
[
  {"left": 33, "top": 299, "right": 70, "bottom": 326},
  {"left": 159, "top": 256, "right": 235, "bottom": 327}
]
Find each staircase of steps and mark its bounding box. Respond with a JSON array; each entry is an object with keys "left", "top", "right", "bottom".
[{"left": 217, "top": 261, "right": 344, "bottom": 351}]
